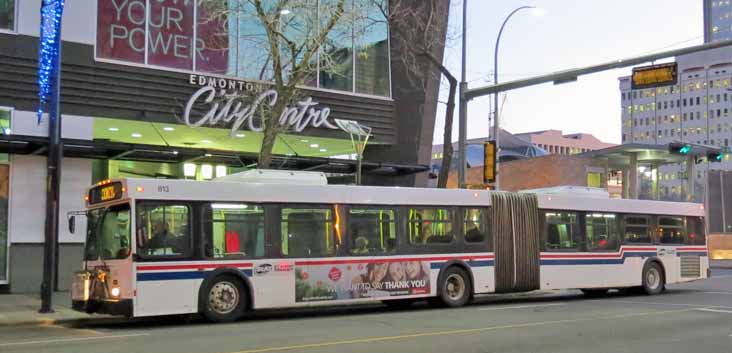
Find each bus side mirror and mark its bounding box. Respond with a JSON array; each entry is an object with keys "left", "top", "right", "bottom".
[{"left": 68, "top": 215, "right": 76, "bottom": 234}]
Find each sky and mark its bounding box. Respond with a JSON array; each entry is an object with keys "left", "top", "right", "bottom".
[{"left": 434, "top": 0, "right": 704, "bottom": 145}]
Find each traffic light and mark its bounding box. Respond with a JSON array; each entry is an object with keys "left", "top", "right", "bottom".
[
  {"left": 483, "top": 141, "right": 496, "bottom": 184},
  {"left": 707, "top": 150, "right": 724, "bottom": 163},
  {"left": 669, "top": 142, "right": 692, "bottom": 155}
]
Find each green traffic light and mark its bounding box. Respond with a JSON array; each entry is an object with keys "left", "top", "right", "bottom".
[
  {"left": 715, "top": 153, "right": 723, "bottom": 162},
  {"left": 679, "top": 145, "right": 691, "bottom": 154}
]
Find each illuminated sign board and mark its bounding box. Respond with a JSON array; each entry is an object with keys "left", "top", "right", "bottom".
[
  {"left": 88, "top": 182, "right": 124, "bottom": 205},
  {"left": 631, "top": 63, "right": 677, "bottom": 90}
]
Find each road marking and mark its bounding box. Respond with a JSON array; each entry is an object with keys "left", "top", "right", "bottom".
[
  {"left": 696, "top": 308, "right": 732, "bottom": 314},
  {"left": 228, "top": 308, "right": 693, "bottom": 353},
  {"left": 478, "top": 303, "right": 566, "bottom": 311},
  {"left": 614, "top": 300, "right": 732, "bottom": 310},
  {"left": 0, "top": 333, "right": 149, "bottom": 347},
  {"left": 701, "top": 291, "right": 732, "bottom": 295}
]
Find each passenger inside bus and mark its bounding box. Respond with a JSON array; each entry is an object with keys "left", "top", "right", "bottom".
[{"left": 352, "top": 236, "right": 369, "bottom": 255}]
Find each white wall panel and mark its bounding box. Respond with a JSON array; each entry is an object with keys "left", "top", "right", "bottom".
[
  {"left": 12, "top": 111, "right": 93, "bottom": 140},
  {"left": 10, "top": 156, "right": 91, "bottom": 244},
  {"left": 18, "top": 0, "right": 96, "bottom": 45}
]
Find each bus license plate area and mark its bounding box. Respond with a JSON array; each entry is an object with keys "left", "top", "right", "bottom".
[{"left": 71, "top": 273, "right": 90, "bottom": 301}]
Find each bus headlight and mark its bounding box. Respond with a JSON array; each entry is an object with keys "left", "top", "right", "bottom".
[{"left": 111, "top": 287, "right": 120, "bottom": 297}]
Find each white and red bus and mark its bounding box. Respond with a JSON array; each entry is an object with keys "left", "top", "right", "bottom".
[{"left": 70, "top": 170, "right": 708, "bottom": 322}]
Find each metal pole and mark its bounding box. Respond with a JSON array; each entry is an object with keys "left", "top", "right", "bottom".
[
  {"left": 457, "top": 0, "right": 468, "bottom": 188},
  {"left": 40, "top": 1, "right": 64, "bottom": 314},
  {"left": 493, "top": 6, "right": 535, "bottom": 191}
]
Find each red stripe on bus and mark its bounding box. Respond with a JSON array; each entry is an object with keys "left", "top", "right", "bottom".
[
  {"left": 137, "top": 263, "right": 253, "bottom": 271},
  {"left": 540, "top": 247, "right": 657, "bottom": 259},
  {"left": 295, "top": 255, "right": 494, "bottom": 266}
]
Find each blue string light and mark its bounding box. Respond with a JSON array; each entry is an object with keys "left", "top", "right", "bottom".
[{"left": 37, "top": 0, "right": 65, "bottom": 124}]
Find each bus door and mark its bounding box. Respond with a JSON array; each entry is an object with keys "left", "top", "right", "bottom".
[{"left": 491, "top": 193, "right": 541, "bottom": 293}]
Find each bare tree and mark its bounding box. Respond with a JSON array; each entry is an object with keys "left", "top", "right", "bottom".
[
  {"left": 376, "top": 0, "right": 455, "bottom": 188},
  {"left": 199, "top": 0, "right": 366, "bottom": 168}
]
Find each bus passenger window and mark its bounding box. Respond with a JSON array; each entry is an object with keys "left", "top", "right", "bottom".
[
  {"left": 347, "top": 208, "right": 397, "bottom": 255},
  {"left": 136, "top": 204, "right": 190, "bottom": 257},
  {"left": 686, "top": 216, "right": 705, "bottom": 245},
  {"left": 658, "top": 216, "right": 685, "bottom": 244},
  {"left": 585, "top": 213, "right": 619, "bottom": 251},
  {"left": 464, "top": 208, "right": 487, "bottom": 243},
  {"left": 205, "top": 203, "right": 265, "bottom": 259},
  {"left": 623, "top": 216, "right": 652, "bottom": 243},
  {"left": 281, "top": 207, "right": 336, "bottom": 258},
  {"left": 544, "top": 212, "right": 579, "bottom": 250},
  {"left": 408, "top": 208, "right": 453, "bottom": 245}
]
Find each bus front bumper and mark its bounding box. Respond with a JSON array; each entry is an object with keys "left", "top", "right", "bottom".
[{"left": 72, "top": 299, "right": 132, "bottom": 317}]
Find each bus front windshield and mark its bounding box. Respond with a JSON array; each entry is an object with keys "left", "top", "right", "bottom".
[{"left": 84, "top": 204, "right": 131, "bottom": 261}]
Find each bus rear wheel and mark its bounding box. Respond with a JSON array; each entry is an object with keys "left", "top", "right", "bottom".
[
  {"left": 202, "top": 275, "right": 247, "bottom": 322},
  {"left": 642, "top": 262, "right": 665, "bottom": 295},
  {"left": 437, "top": 266, "right": 472, "bottom": 307}
]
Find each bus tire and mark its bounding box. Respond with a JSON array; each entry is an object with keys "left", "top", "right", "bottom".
[
  {"left": 437, "top": 266, "right": 472, "bottom": 308},
  {"left": 580, "top": 289, "right": 608, "bottom": 297},
  {"left": 641, "top": 261, "right": 665, "bottom": 295},
  {"left": 201, "top": 275, "right": 247, "bottom": 323}
]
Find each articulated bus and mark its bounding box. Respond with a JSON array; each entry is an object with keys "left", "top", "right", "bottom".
[{"left": 70, "top": 170, "right": 708, "bottom": 322}]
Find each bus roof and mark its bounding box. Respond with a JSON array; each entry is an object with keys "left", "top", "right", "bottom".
[{"left": 108, "top": 178, "right": 704, "bottom": 217}]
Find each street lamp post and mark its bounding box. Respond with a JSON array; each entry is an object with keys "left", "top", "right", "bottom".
[{"left": 492, "top": 5, "right": 540, "bottom": 190}]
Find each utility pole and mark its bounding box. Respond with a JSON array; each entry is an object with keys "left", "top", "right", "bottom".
[
  {"left": 457, "top": 0, "right": 468, "bottom": 188},
  {"left": 39, "top": 0, "right": 66, "bottom": 314}
]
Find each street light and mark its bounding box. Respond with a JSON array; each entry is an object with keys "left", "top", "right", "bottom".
[{"left": 492, "top": 5, "right": 544, "bottom": 190}]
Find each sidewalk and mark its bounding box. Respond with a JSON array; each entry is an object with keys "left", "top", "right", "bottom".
[
  {"left": 0, "top": 292, "right": 108, "bottom": 326},
  {"left": 710, "top": 259, "right": 732, "bottom": 269}
]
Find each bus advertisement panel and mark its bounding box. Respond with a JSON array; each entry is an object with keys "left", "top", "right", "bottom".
[{"left": 295, "top": 260, "right": 431, "bottom": 302}]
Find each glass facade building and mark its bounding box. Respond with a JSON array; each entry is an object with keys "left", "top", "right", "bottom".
[
  {"left": 95, "top": 0, "right": 391, "bottom": 97},
  {"left": 706, "top": 0, "right": 732, "bottom": 42}
]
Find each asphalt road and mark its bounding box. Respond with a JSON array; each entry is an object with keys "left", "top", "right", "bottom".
[{"left": 2, "top": 269, "right": 731, "bottom": 353}]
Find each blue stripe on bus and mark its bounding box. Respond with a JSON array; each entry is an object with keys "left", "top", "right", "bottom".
[
  {"left": 677, "top": 252, "right": 707, "bottom": 257},
  {"left": 137, "top": 269, "right": 252, "bottom": 282},
  {"left": 429, "top": 260, "right": 494, "bottom": 270}
]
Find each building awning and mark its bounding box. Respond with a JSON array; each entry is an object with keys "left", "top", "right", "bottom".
[
  {"left": 0, "top": 134, "right": 428, "bottom": 176},
  {"left": 580, "top": 143, "right": 719, "bottom": 168}
]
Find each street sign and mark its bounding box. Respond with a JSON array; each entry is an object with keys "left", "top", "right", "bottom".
[
  {"left": 483, "top": 141, "right": 496, "bottom": 184},
  {"left": 631, "top": 63, "right": 678, "bottom": 89}
]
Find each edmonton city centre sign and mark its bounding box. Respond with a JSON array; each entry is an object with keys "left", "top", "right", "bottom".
[{"left": 183, "top": 74, "right": 340, "bottom": 135}]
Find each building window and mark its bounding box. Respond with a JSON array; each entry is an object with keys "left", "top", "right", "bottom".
[
  {"left": 95, "top": 0, "right": 391, "bottom": 97},
  {"left": 0, "top": 0, "right": 14, "bottom": 31}
]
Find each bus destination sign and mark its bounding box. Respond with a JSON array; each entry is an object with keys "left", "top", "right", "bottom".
[
  {"left": 88, "top": 182, "right": 124, "bottom": 205},
  {"left": 631, "top": 63, "right": 677, "bottom": 90}
]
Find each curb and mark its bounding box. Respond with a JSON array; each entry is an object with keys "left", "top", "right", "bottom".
[{"left": 0, "top": 314, "right": 121, "bottom": 327}]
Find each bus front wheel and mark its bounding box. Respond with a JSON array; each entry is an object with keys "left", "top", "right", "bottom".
[
  {"left": 436, "top": 266, "right": 472, "bottom": 307},
  {"left": 202, "top": 275, "right": 247, "bottom": 322}
]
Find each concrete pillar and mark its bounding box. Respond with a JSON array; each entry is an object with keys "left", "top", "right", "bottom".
[
  {"left": 652, "top": 163, "right": 659, "bottom": 200},
  {"left": 628, "top": 153, "right": 638, "bottom": 199},
  {"left": 686, "top": 156, "right": 695, "bottom": 201}
]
